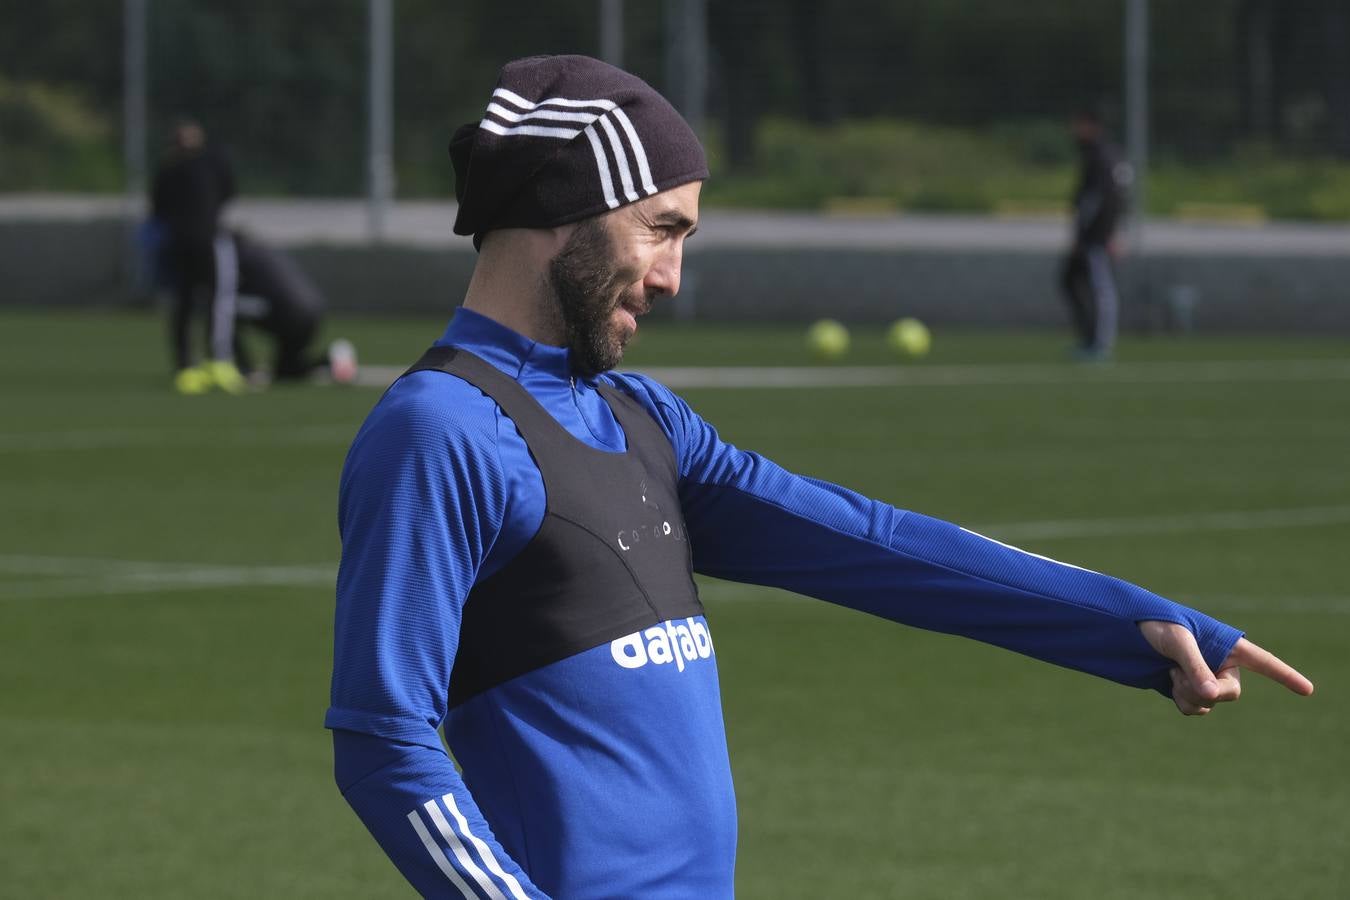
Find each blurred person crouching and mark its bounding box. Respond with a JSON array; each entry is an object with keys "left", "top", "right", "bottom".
[{"left": 230, "top": 230, "right": 358, "bottom": 387}]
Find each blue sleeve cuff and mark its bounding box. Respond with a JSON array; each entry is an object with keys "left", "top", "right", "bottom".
[{"left": 324, "top": 705, "right": 445, "bottom": 753}]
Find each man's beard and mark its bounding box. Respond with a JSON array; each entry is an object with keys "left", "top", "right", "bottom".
[{"left": 547, "top": 218, "right": 645, "bottom": 376}]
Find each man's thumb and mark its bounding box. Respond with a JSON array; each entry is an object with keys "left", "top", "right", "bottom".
[
  {"left": 1176, "top": 643, "right": 1219, "bottom": 701},
  {"left": 1140, "top": 620, "right": 1220, "bottom": 700}
]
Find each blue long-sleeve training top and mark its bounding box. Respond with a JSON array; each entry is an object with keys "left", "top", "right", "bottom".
[{"left": 327, "top": 308, "right": 1243, "bottom": 899}]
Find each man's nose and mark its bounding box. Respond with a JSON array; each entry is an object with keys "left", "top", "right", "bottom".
[{"left": 645, "top": 246, "right": 683, "bottom": 297}]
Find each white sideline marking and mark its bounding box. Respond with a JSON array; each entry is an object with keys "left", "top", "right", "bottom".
[
  {"left": 1196, "top": 594, "right": 1350, "bottom": 614},
  {"left": 0, "top": 424, "right": 354, "bottom": 453},
  {"left": 0, "top": 576, "right": 304, "bottom": 600},
  {"left": 695, "top": 580, "right": 1350, "bottom": 615},
  {"left": 1015, "top": 417, "right": 1350, "bottom": 441},
  {"left": 0, "top": 555, "right": 332, "bottom": 579},
  {"left": 5, "top": 500, "right": 1350, "bottom": 602},
  {"left": 3, "top": 359, "right": 1344, "bottom": 454},
  {"left": 359, "top": 358, "right": 1350, "bottom": 390},
  {"left": 1, "top": 414, "right": 1343, "bottom": 456},
  {"left": 0, "top": 555, "right": 332, "bottom": 600},
  {"left": 970, "top": 505, "right": 1350, "bottom": 541}
]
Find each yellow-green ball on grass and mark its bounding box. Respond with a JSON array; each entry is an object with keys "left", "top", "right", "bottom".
[
  {"left": 887, "top": 317, "right": 931, "bottom": 359},
  {"left": 806, "top": 319, "right": 850, "bottom": 360}
]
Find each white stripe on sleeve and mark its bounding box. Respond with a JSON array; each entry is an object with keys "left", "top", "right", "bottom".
[
  {"left": 406, "top": 809, "right": 479, "bottom": 898},
  {"left": 443, "top": 792, "right": 532, "bottom": 900},
  {"left": 959, "top": 527, "right": 1095, "bottom": 574},
  {"left": 423, "top": 799, "right": 507, "bottom": 900}
]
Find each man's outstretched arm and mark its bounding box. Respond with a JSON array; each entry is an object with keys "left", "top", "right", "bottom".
[{"left": 616, "top": 373, "right": 1314, "bottom": 709}]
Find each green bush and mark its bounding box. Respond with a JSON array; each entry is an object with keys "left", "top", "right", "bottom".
[
  {"left": 4, "top": 94, "right": 1349, "bottom": 221},
  {"left": 1149, "top": 144, "right": 1350, "bottom": 221},
  {"left": 0, "top": 77, "right": 121, "bottom": 191},
  {"left": 703, "top": 117, "right": 1073, "bottom": 213},
  {"left": 704, "top": 117, "right": 1350, "bottom": 221}
]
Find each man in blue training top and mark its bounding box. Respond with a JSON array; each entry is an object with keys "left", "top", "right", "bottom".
[{"left": 327, "top": 55, "right": 1313, "bottom": 899}]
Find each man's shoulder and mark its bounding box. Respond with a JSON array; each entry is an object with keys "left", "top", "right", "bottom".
[
  {"left": 339, "top": 367, "right": 520, "bottom": 522},
  {"left": 355, "top": 368, "right": 505, "bottom": 454}
]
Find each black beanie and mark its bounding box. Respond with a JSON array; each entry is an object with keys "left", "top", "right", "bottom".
[{"left": 450, "top": 55, "right": 708, "bottom": 245}]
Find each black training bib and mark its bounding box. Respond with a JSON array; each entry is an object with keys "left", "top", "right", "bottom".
[{"left": 404, "top": 347, "right": 704, "bottom": 706}]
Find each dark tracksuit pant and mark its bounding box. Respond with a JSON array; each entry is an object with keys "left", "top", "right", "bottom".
[
  {"left": 1061, "top": 241, "right": 1118, "bottom": 353},
  {"left": 154, "top": 145, "right": 237, "bottom": 373},
  {"left": 165, "top": 232, "right": 238, "bottom": 370},
  {"left": 1063, "top": 133, "right": 1125, "bottom": 355}
]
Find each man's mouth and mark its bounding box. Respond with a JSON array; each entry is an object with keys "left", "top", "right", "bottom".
[{"left": 620, "top": 296, "right": 649, "bottom": 317}]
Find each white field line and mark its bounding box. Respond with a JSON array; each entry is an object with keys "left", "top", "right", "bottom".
[
  {"left": 358, "top": 358, "right": 1350, "bottom": 390},
  {"left": 3, "top": 417, "right": 1345, "bottom": 456},
  {"left": 0, "top": 556, "right": 333, "bottom": 600},
  {"left": 969, "top": 505, "right": 1350, "bottom": 542},
  {"left": 1013, "top": 417, "right": 1350, "bottom": 441},
  {"left": 4, "top": 501, "right": 1350, "bottom": 602},
  {"left": 4, "top": 359, "right": 1345, "bottom": 454},
  {"left": 4, "top": 417, "right": 1344, "bottom": 456},
  {"left": 0, "top": 555, "right": 333, "bottom": 579},
  {"left": 1182, "top": 594, "right": 1350, "bottom": 614},
  {"left": 694, "top": 579, "right": 1350, "bottom": 615},
  {"left": 0, "top": 424, "right": 355, "bottom": 453}
]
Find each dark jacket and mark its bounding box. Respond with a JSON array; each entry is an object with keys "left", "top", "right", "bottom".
[
  {"left": 151, "top": 147, "right": 236, "bottom": 244},
  {"left": 1072, "top": 136, "right": 1128, "bottom": 247}
]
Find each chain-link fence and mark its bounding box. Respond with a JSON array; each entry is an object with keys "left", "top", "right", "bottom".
[{"left": 4, "top": 0, "right": 1349, "bottom": 218}]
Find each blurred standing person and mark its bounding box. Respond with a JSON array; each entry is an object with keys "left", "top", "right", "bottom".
[
  {"left": 1060, "top": 107, "right": 1129, "bottom": 361},
  {"left": 151, "top": 119, "right": 245, "bottom": 394}
]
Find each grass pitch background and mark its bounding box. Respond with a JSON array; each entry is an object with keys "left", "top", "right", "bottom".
[{"left": 0, "top": 310, "right": 1346, "bottom": 898}]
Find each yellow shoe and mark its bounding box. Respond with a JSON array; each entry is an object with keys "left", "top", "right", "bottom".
[
  {"left": 173, "top": 366, "right": 212, "bottom": 395},
  {"left": 205, "top": 360, "right": 247, "bottom": 394}
]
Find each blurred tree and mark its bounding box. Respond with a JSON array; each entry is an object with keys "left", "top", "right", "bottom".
[
  {"left": 789, "top": 0, "right": 834, "bottom": 125},
  {"left": 1235, "top": 0, "right": 1293, "bottom": 142},
  {"left": 1317, "top": 0, "right": 1350, "bottom": 157},
  {"left": 3, "top": 0, "right": 1348, "bottom": 192},
  {"left": 392, "top": 0, "right": 612, "bottom": 195},
  {"left": 0, "top": 0, "right": 121, "bottom": 106},
  {"left": 0, "top": 0, "right": 121, "bottom": 189},
  {"left": 148, "top": 0, "right": 366, "bottom": 195},
  {"left": 1233, "top": 0, "right": 1350, "bottom": 156},
  {"left": 707, "top": 0, "right": 792, "bottom": 172}
]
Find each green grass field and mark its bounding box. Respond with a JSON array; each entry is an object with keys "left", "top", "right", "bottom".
[{"left": 1, "top": 310, "right": 1346, "bottom": 899}]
